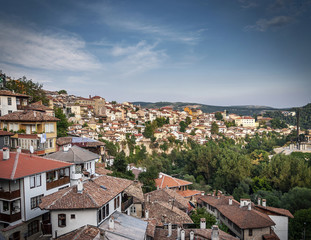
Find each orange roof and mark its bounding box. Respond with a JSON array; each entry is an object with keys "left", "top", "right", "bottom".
[
  {"left": 0, "top": 151, "right": 73, "bottom": 180},
  {"left": 176, "top": 189, "right": 203, "bottom": 198},
  {"left": 155, "top": 173, "right": 192, "bottom": 189}
]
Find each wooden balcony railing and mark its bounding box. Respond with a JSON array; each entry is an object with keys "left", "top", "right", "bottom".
[
  {"left": 0, "top": 189, "right": 21, "bottom": 200},
  {"left": 0, "top": 212, "right": 21, "bottom": 223},
  {"left": 46, "top": 176, "right": 70, "bottom": 190},
  {"left": 121, "top": 197, "right": 133, "bottom": 212}
]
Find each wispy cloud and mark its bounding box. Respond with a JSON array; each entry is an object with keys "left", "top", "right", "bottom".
[
  {"left": 239, "top": 0, "right": 258, "bottom": 8},
  {"left": 0, "top": 21, "right": 101, "bottom": 72},
  {"left": 245, "top": 15, "right": 293, "bottom": 31},
  {"left": 109, "top": 41, "right": 168, "bottom": 76}
]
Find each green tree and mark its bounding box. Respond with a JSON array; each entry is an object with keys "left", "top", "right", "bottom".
[
  {"left": 113, "top": 151, "right": 127, "bottom": 173},
  {"left": 138, "top": 165, "right": 159, "bottom": 193},
  {"left": 215, "top": 112, "right": 223, "bottom": 121},
  {"left": 185, "top": 116, "right": 192, "bottom": 126},
  {"left": 179, "top": 121, "right": 187, "bottom": 132},
  {"left": 6, "top": 76, "right": 49, "bottom": 105},
  {"left": 58, "top": 89, "right": 67, "bottom": 94},
  {"left": 190, "top": 208, "right": 216, "bottom": 228},
  {"left": 289, "top": 208, "right": 311, "bottom": 240},
  {"left": 211, "top": 122, "right": 219, "bottom": 135},
  {"left": 281, "top": 187, "right": 311, "bottom": 214},
  {"left": 54, "top": 107, "right": 69, "bottom": 137}
]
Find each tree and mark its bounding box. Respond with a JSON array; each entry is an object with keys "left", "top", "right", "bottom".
[
  {"left": 113, "top": 151, "right": 127, "bottom": 173},
  {"left": 58, "top": 89, "right": 67, "bottom": 95},
  {"left": 215, "top": 112, "right": 223, "bottom": 121},
  {"left": 6, "top": 76, "right": 49, "bottom": 105},
  {"left": 179, "top": 121, "right": 187, "bottom": 132},
  {"left": 211, "top": 122, "right": 219, "bottom": 135},
  {"left": 289, "top": 208, "right": 311, "bottom": 240},
  {"left": 139, "top": 165, "right": 159, "bottom": 193},
  {"left": 190, "top": 208, "right": 216, "bottom": 228},
  {"left": 185, "top": 116, "right": 192, "bottom": 126},
  {"left": 54, "top": 108, "right": 69, "bottom": 137},
  {"left": 281, "top": 187, "right": 311, "bottom": 214}
]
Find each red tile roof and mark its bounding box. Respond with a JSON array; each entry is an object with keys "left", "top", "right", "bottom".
[
  {"left": 155, "top": 173, "right": 192, "bottom": 189},
  {"left": 0, "top": 130, "right": 14, "bottom": 136},
  {"left": 0, "top": 110, "right": 59, "bottom": 122},
  {"left": 255, "top": 205, "right": 294, "bottom": 218},
  {"left": 0, "top": 151, "right": 72, "bottom": 180},
  {"left": 0, "top": 90, "right": 29, "bottom": 98},
  {"left": 176, "top": 189, "right": 203, "bottom": 198}
]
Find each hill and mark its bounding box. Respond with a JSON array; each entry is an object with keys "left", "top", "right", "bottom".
[{"left": 133, "top": 101, "right": 284, "bottom": 116}]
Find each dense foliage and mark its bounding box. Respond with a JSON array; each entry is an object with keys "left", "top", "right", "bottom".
[
  {"left": 5, "top": 76, "right": 49, "bottom": 105},
  {"left": 54, "top": 107, "right": 69, "bottom": 137}
]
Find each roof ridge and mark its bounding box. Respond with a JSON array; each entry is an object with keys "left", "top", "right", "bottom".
[
  {"left": 10, "top": 152, "right": 20, "bottom": 179},
  {"left": 48, "top": 187, "right": 74, "bottom": 209}
]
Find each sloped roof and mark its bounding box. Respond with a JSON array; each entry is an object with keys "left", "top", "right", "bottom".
[
  {"left": 144, "top": 188, "right": 189, "bottom": 211},
  {"left": 154, "top": 228, "right": 236, "bottom": 240},
  {"left": 145, "top": 201, "right": 193, "bottom": 226},
  {"left": 0, "top": 90, "right": 29, "bottom": 98},
  {"left": 57, "top": 225, "right": 102, "bottom": 240},
  {"left": 46, "top": 145, "right": 99, "bottom": 164},
  {"left": 0, "top": 110, "right": 59, "bottom": 122},
  {"left": 124, "top": 181, "right": 144, "bottom": 203},
  {"left": 26, "top": 101, "right": 53, "bottom": 112},
  {"left": 40, "top": 175, "right": 133, "bottom": 210},
  {"left": 0, "top": 130, "right": 14, "bottom": 136},
  {"left": 217, "top": 204, "right": 275, "bottom": 229},
  {"left": 0, "top": 151, "right": 72, "bottom": 180},
  {"left": 155, "top": 173, "right": 192, "bottom": 189},
  {"left": 176, "top": 189, "right": 203, "bottom": 198},
  {"left": 255, "top": 205, "right": 294, "bottom": 218},
  {"left": 99, "top": 211, "right": 147, "bottom": 240}
]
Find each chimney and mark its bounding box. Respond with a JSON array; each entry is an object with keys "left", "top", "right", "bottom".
[
  {"left": 190, "top": 231, "right": 194, "bottom": 240},
  {"left": 108, "top": 216, "right": 114, "bottom": 230},
  {"left": 181, "top": 229, "right": 185, "bottom": 240},
  {"left": 240, "top": 199, "right": 243, "bottom": 208},
  {"left": 168, "top": 223, "right": 172, "bottom": 237},
  {"left": 147, "top": 195, "right": 150, "bottom": 203},
  {"left": 63, "top": 144, "right": 71, "bottom": 152},
  {"left": 262, "top": 199, "right": 266, "bottom": 207},
  {"left": 145, "top": 210, "right": 149, "bottom": 219},
  {"left": 3, "top": 147, "right": 10, "bottom": 160},
  {"left": 177, "top": 226, "right": 182, "bottom": 239},
  {"left": 248, "top": 203, "right": 251, "bottom": 211},
  {"left": 258, "top": 197, "right": 261, "bottom": 206},
  {"left": 200, "top": 218, "right": 206, "bottom": 229},
  {"left": 229, "top": 197, "right": 233, "bottom": 206},
  {"left": 16, "top": 146, "right": 21, "bottom": 153},
  {"left": 211, "top": 225, "right": 219, "bottom": 240},
  {"left": 89, "top": 95, "right": 91, "bottom": 99},
  {"left": 77, "top": 179, "right": 83, "bottom": 193}
]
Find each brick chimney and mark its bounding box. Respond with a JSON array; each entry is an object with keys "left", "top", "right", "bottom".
[
  {"left": 211, "top": 225, "right": 219, "bottom": 240},
  {"left": 3, "top": 147, "right": 10, "bottom": 160},
  {"left": 200, "top": 218, "right": 206, "bottom": 229}
]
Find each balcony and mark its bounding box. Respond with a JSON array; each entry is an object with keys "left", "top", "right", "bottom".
[
  {"left": 0, "top": 212, "right": 21, "bottom": 223},
  {"left": 0, "top": 189, "right": 20, "bottom": 200},
  {"left": 46, "top": 176, "right": 70, "bottom": 190},
  {"left": 121, "top": 196, "right": 133, "bottom": 212}
]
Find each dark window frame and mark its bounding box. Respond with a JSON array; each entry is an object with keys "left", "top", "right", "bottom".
[{"left": 58, "top": 214, "right": 66, "bottom": 227}]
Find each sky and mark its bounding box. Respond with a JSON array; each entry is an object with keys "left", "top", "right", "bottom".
[{"left": 0, "top": 0, "right": 310, "bottom": 108}]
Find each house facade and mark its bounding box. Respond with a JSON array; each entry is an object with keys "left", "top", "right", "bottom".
[
  {"left": 0, "top": 90, "right": 29, "bottom": 116},
  {"left": 0, "top": 148, "right": 72, "bottom": 240}
]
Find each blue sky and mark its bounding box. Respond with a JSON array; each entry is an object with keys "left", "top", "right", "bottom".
[{"left": 0, "top": 0, "right": 310, "bottom": 108}]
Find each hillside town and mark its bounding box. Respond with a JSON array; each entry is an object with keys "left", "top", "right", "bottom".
[{"left": 0, "top": 86, "right": 310, "bottom": 240}]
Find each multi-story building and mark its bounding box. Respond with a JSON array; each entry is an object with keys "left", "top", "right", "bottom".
[
  {"left": 235, "top": 116, "right": 256, "bottom": 128},
  {"left": 0, "top": 148, "right": 72, "bottom": 240},
  {"left": 0, "top": 90, "right": 29, "bottom": 116},
  {"left": 39, "top": 175, "right": 133, "bottom": 238},
  {"left": 0, "top": 110, "right": 59, "bottom": 155}
]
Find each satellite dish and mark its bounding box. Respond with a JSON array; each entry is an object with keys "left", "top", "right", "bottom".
[{"left": 30, "top": 146, "right": 34, "bottom": 154}]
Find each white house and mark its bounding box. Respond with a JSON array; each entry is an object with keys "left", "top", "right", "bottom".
[
  {"left": 39, "top": 175, "right": 133, "bottom": 239},
  {"left": 0, "top": 148, "right": 72, "bottom": 240},
  {"left": 0, "top": 90, "right": 29, "bottom": 117}
]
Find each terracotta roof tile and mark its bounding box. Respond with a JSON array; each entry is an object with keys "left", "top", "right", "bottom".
[
  {"left": 0, "top": 150, "right": 72, "bottom": 180},
  {"left": 0, "top": 130, "right": 14, "bottom": 136},
  {"left": 255, "top": 205, "right": 294, "bottom": 218},
  {"left": 0, "top": 110, "right": 59, "bottom": 122},
  {"left": 0, "top": 90, "right": 29, "bottom": 98},
  {"left": 176, "top": 189, "right": 203, "bottom": 198},
  {"left": 57, "top": 225, "right": 101, "bottom": 240},
  {"left": 155, "top": 173, "right": 192, "bottom": 189},
  {"left": 40, "top": 175, "right": 133, "bottom": 210}
]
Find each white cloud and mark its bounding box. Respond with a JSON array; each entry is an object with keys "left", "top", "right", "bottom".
[
  {"left": 0, "top": 22, "right": 101, "bottom": 71},
  {"left": 109, "top": 41, "right": 168, "bottom": 76},
  {"left": 245, "top": 15, "right": 293, "bottom": 31}
]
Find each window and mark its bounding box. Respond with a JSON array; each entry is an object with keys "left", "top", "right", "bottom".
[
  {"left": 9, "top": 231, "right": 20, "bottom": 240},
  {"left": 8, "top": 97, "right": 12, "bottom": 105},
  {"left": 58, "top": 214, "right": 66, "bottom": 227},
  {"left": 4, "top": 136, "right": 9, "bottom": 146},
  {"left": 71, "top": 214, "right": 75, "bottom": 219},
  {"left": 3, "top": 201, "right": 9, "bottom": 212},
  {"left": 45, "top": 123, "right": 55, "bottom": 133},
  {"left": 131, "top": 206, "right": 136, "bottom": 214},
  {"left": 8, "top": 110, "right": 12, "bottom": 114},
  {"left": 30, "top": 195, "right": 43, "bottom": 209},
  {"left": 249, "top": 229, "right": 253, "bottom": 236},
  {"left": 30, "top": 176, "right": 35, "bottom": 188},
  {"left": 36, "top": 175, "right": 41, "bottom": 187},
  {"left": 28, "top": 220, "right": 39, "bottom": 236}
]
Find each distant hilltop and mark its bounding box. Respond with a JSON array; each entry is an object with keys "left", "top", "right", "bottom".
[{"left": 133, "top": 101, "right": 286, "bottom": 116}]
